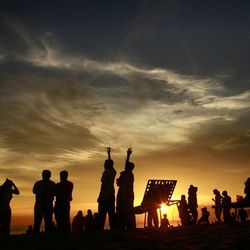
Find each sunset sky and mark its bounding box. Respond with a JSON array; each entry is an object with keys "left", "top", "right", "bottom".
[{"left": 0, "top": 0, "right": 250, "bottom": 224}]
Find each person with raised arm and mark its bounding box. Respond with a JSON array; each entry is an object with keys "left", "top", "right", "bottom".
[
  {"left": 116, "top": 147, "right": 136, "bottom": 229},
  {"left": 97, "top": 147, "right": 117, "bottom": 230},
  {"left": 0, "top": 179, "right": 20, "bottom": 236}
]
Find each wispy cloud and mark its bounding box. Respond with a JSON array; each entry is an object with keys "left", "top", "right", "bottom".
[
  {"left": 202, "top": 91, "right": 250, "bottom": 110},
  {"left": 1, "top": 18, "right": 250, "bottom": 159}
]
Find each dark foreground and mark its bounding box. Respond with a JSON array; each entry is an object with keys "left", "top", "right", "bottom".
[{"left": 1, "top": 224, "right": 250, "bottom": 250}]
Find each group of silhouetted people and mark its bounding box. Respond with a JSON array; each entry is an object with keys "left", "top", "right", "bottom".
[
  {"left": 0, "top": 149, "right": 249, "bottom": 236},
  {"left": 212, "top": 187, "right": 249, "bottom": 224},
  {"left": 33, "top": 169, "right": 73, "bottom": 234},
  {"left": 97, "top": 147, "right": 136, "bottom": 230},
  {"left": 177, "top": 181, "right": 250, "bottom": 226},
  {"left": 178, "top": 185, "right": 200, "bottom": 225},
  {"left": 71, "top": 209, "right": 102, "bottom": 232}
]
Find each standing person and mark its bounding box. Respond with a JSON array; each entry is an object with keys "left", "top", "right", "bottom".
[
  {"left": 116, "top": 148, "right": 136, "bottom": 229},
  {"left": 178, "top": 195, "right": 191, "bottom": 226},
  {"left": 188, "top": 185, "right": 198, "bottom": 224},
  {"left": 212, "top": 189, "right": 223, "bottom": 223},
  {"left": 33, "top": 170, "right": 55, "bottom": 233},
  {"left": 54, "top": 170, "right": 73, "bottom": 232},
  {"left": 97, "top": 147, "right": 116, "bottom": 230},
  {"left": 221, "top": 190, "right": 232, "bottom": 223},
  {"left": 0, "top": 179, "right": 19, "bottom": 236},
  {"left": 147, "top": 206, "right": 159, "bottom": 228}
]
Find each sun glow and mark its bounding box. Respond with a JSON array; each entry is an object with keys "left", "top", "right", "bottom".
[{"left": 160, "top": 203, "right": 169, "bottom": 215}]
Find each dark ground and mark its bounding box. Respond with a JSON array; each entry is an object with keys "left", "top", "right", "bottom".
[{"left": 0, "top": 224, "right": 250, "bottom": 250}]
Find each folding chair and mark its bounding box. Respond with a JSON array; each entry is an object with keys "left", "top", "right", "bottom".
[{"left": 134, "top": 179, "right": 177, "bottom": 227}]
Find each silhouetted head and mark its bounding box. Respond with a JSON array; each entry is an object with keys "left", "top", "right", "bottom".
[
  {"left": 77, "top": 210, "right": 83, "bottom": 217},
  {"left": 201, "top": 207, "right": 207, "bottom": 212},
  {"left": 94, "top": 212, "right": 99, "bottom": 219},
  {"left": 213, "top": 189, "right": 220, "bottom": 195},
  {"left": 245, "top": 177, "right": 250, "bottom": 184},
  {"left": 3, "top": 178, "right": 13, "bottom": 188},
  {"left": 222, "top": 190, "right": 227, "bottom": 196},
  {"left": 87, "top": 209, "right": 92, "bottom": 216},
  {"left": 189, "top": 185, "right": 198, "bottom": 194},
  {"left": 42, "top": 170, "right": 51, "bottom": 180},
  {"left": 181, "top": 194, "right": 186, "bottom": 200},
  {"left": 125, "top": 162, "right": 135, "bottom": 171},
  {"left": 60, "top": 170, "right": 68, "bottom": 181},
  {"left": 163, "top": 214, "right": 167, "bottom": 219},
  {"left": 104, "top": 159, "right": 114, "bottom": 169}
]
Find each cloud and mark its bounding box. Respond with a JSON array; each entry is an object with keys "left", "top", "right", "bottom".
[
  {"left": 202, "top": 91, "right": 250, "bottom": 110},
  {"left": 1, "top": 16, "right": 250, "bottom": 165}
]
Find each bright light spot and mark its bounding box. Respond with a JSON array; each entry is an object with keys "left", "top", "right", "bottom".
[{"left": 160, "top": 203, "right": 169, "bottom": 214}]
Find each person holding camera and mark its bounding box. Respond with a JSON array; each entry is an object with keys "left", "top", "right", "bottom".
[{"left": 0, "top": 178, "right": 20, "bottom": 236}]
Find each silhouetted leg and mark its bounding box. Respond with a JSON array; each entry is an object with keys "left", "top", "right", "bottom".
[
  {"left": 98, "top": 200, "right": 107, "bottom": 230},
  {"left": 117, "top": 211, "right": 126, "bottom": 229},
  {"left": 34, "top": 205, "right": 43, "bottom": 233},
  {"left": 54, "top": 207, "right": 61, "bottom": 231},
  {"left": 63, "top": 204, "right": 71, "bottom": 232},
  {"left": 107, "top": 197, "right": 116, "bottom": 229},
  {"left": 0, "top": 210, "right": 11, "bottom": 236},
  {"left": 148, "top": 211, "right": 153, "bottom": 227},
  {"left": 148, "top": 209, "right": 158, "bottom": 228},
  {"left": 152, "top": 210, "right": 159, "bottom": 228},
  {"left": 126, "top": 210, "right": 136, "bottom": 229},
  {"left": 44, "top": 206, "right": 53, "bottom": 233},
  {"left": 191, "top": 208, "right": 198, "bottom": 224}
]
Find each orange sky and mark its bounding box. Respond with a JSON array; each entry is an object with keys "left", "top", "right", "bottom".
[{"left": 1, "top": 0, "right": 250, "bottom": 229}]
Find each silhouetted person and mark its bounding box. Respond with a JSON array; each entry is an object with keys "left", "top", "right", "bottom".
[
  {"left": 188, "top": 185, "right": 198, "bottom": 224},
  {"left": 116, "top": 148, "right": 136, "bottom": 229},
  {"left": 244, "top": 177, "right": 250, "bottom": 201},
  {"left": 33, "top": 170, "right": 55, "bottom": 233},
  {"left": 97, "top": 147, "right": 116, "bottom": 230},
  {"left": 222, "top": 190, "right": 232, "bottom": 223},
  {"left": 160, "top": 214, "right": 171, "bottom": 228},
  {"left": 85, "top": 209, "right": 94, "bottom": 230},
  {"left": 147, "top": 206, "right": 159, "bottom": 228},
  {"left": 178, "top": 195, "right": 191, "bottom": 226},
  {"left": 26, "top": 225, "right": 33, "bottom": 234},
  {"left": 198, "top": 207, "right": 210, "bottom": 224},
  {"left": 0, "top": 179, "right": 19, "bottom": 236},
  {"left": 54, "top": 170, "right": 73, "bottom": 232},
  {"left": 212, "top": 189, "right": 223, "bottom": 223},
  {"left": 72, "top": 211, "right": 85, "bottom": 233},
  {"left": 238, "top": 208, "right": 248, "bottom": 223}
]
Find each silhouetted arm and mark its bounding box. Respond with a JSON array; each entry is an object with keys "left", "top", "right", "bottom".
[
  {"left": 11, "top": 181, "right": 20, "bottom": 195},
  {"left": 125, "top": 147, "right": 132, "bottom": 167},
  {"left": 33, "top": 182, "right": 38, "bottom": 195},
  {"left": 107, "top": 147, "right": 111, "bottom": 160}
]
